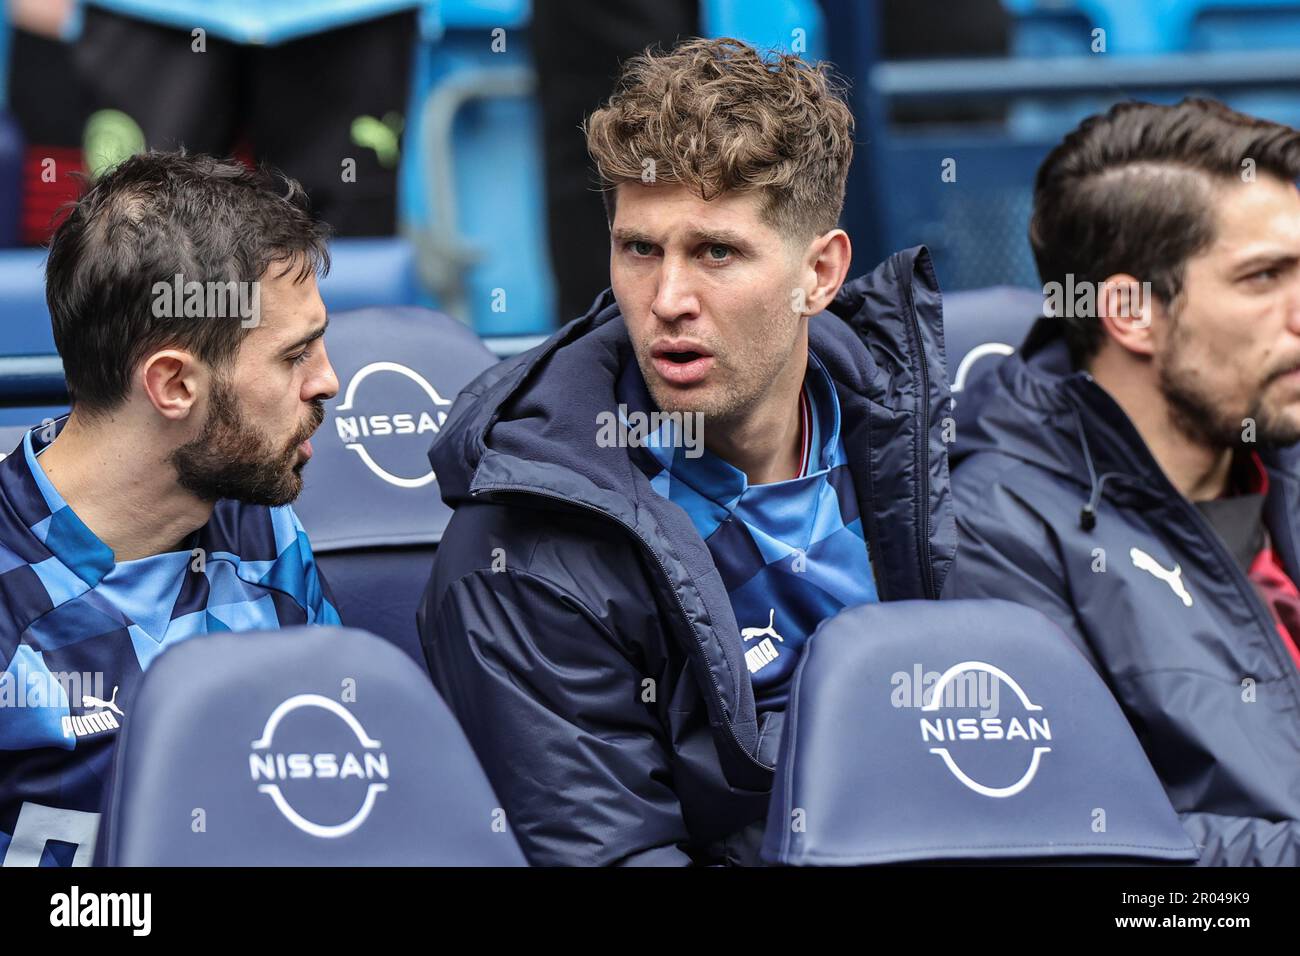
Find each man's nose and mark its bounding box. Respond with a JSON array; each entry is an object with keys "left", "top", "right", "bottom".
[
  {"left": 310, "top": 345, "right": 340, "bottom": 402},
  {"left": 651, "top": 256, "right": 700, "bottom": 323},
  {"left": 1285, "top": 274, "right": 1300, "bottom": 337}
]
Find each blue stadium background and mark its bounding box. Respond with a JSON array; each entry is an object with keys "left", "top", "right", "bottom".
[{"left": 4, "top": 0, "right": 1300, "bottom": 427}]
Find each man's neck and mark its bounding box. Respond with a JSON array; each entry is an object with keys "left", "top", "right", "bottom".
[
  {"left": 1090, "top": 358, "right": 1235, "bottom": 502},
  {"left": 1139, "top": 414, "right": 1234, "bottom": 501},
  {"left": 36, "top": 412, "right": 214, "bottom": 563},
  {"left": 704, "top": 348, "right": 808, "bottom": 485}
]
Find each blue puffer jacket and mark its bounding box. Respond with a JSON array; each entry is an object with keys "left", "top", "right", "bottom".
[
  {"left": 944, "top": 318, "right": 1300, "bottom": 865},
  {"left": 417, "top": 247, "right": 955, "bottom": 865}
]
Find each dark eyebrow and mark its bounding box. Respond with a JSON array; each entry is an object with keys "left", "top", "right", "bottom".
[
  {"left": 611, "top": 226, "right": 755, "bottom": 253},
  {"left": 684, "top": 228, "right": 752, "bottom": 250},
  {"left": 611, "top": 227, "right": 655, "bottom": 245},
  {"left": 281, "top": 315, "right": 329, "bottom": 357},
  {"left": 1233, "top": 253, "right": 1299, "bottom": 275}
]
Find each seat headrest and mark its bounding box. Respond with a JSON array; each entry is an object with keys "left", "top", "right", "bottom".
[
  {"left": 97, "top": 626, "right": 526, "bottom": 866},
  {"left": 293, "top": 307, "right": 499, "bottom": 551},
  {"left": 943, "top": 286, "right": 1042, "bottom": 395},
  {"left": 762, "top": 599, "right": 1198, "bottom": 865}
]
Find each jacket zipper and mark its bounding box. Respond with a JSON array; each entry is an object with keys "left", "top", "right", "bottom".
[
  {"left": 899, "top": 261, "right": 937, "bottom": 599},
  {"left": 469, "top": 483, "right": 774, "bottom": 775}
]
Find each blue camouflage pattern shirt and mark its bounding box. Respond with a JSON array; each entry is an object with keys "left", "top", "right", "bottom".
[
  {"left": 619, "top": 349, "right": 878, "bottom": 710},
  {"left": 0, "top": 418, "right": 339, "bottom": 866}
]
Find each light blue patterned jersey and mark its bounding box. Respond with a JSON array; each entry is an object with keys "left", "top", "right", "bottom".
[
  {"left": 0, "top": 418, "right": 339, "bottom": 866},
  {"left": 620, "top": 350, "right": 878, "bottom": 710}
]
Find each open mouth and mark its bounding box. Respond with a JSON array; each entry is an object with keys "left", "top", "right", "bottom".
[
  {"left": 651, "top": 343, "right": 715, "bottom": 386},
  {"left": 662, "top": 349, "right": 705, "bottom": 364}
]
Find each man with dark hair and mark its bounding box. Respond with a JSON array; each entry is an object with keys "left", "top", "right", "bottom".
[
  {"left": 0, "top": 151, "right": 340, "bottom": 866},
  {"left": 944, "top": 98, "right": 1300, "bottom": 865},
  {"left": 419, "top": 37, "right": 953, "bottom": 865}
]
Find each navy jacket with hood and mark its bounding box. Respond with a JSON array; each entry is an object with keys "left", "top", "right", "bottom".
[
  {"left": 944, "top": 317, "right": 1300, "bottom": 866},
  {"left": 417, "top": 247, "right": 955, "bottom": 866}
]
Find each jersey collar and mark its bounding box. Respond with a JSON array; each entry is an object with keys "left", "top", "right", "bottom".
[
  {"left": 20, "top": 418, "right": 116, "bottom": 588},
  {"left": 617, "top": 348, "right": 842, "bottom": 509}
]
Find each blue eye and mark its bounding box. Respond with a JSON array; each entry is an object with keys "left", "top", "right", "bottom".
[
  {"left": 629, "top": 240, "right": 655, "bottom": 256},
  {"left": 706, "top": 244, "right": 732, "bottom": 261}
]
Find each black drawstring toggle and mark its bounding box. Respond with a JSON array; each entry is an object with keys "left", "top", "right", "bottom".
[{"left": 1079, "top": 504, "right": 1097, "bottom": 531}]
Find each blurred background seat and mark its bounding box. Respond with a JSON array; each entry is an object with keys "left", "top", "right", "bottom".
[{"left": 94, "top": 625, "right": 528, "bottom": 865}]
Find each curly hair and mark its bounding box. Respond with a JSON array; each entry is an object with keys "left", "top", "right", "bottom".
[{"left": 584, "top": 36, "right": 855, "bottom": 240}]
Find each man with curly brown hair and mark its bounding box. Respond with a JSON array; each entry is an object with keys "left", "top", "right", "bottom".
[{"left": 418, "top": 37, "right": 953, "bottom": 865}]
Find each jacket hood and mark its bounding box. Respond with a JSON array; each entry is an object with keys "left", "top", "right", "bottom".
[{"left": 954, "top": 318, "right": 1133, "bottom": 481}]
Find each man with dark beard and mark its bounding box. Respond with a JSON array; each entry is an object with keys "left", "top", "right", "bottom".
[
  {"left": 0, "top": 151, "right": 339, "bottom": 867},
  {"left": 944, "top": 98, "right": 1300, "bottom": 865}
]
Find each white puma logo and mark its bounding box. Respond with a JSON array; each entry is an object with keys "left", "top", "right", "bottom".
[
  {"left": 1130, "top": 548, "right": 1193, "bottom": 608},
  {"left": 82, "top": 685, "right": 124, "bottom": 716},
  {"left": 741, "top": 608, "right": 784, "bottom": 643}
]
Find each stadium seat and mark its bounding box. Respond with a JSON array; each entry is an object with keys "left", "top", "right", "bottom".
[
  {"left": 94, "top": 625, "right": 528, "bottom": 865},
  {"left": 761, "top": 599, "right": 1199, "bottom": 864},
  {"left": 941, "top": 285, "right": 1042, "bottom": 396},
  {"left": 0, "top": 423, "right": 29, "bottom": 460},
  {"left": 0, "top": 405, "right": 67, "bottom": 430},
  {"left": 317, "top": 237, "right": 426, "bottom": 313},
  {"left": 292, "top": 306, "right": 499, "bottom": 666},
  {"left": 0, "top": 353, "right": 69, "bottom": 428},
  {"left": 405, "top": 10, "right": 556, "bottom": 335}
]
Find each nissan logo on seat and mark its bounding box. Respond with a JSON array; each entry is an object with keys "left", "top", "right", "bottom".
[
  {"left": 249, "top": 694, "right": 390, "bottom": 838},
  {"left": 333, "top": 361, "right": 452, "bottom": 489},
  {"left": 919, "top": 661, "right": 1052, "bottom": 798}
]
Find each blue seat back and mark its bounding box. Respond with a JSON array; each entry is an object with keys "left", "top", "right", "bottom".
[
  {"left": 941, "top": 285, "right": 1043, "bottom": 397},
  {"left": 762, "top": 599, "right": 1199, "bottom": 865},
  {"left": 292, "top": 306, "right": 498, "bottom": 663},
  {"left": 96, "top": 626, "right": 527, "bottom": 865}
]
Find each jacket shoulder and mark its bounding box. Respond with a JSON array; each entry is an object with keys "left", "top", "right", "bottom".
[
  {"left": 431, "top": 497, "right": 659, "bottom": 627},
  {"left": 951, "top": 450, "right": 1049, "bottom": 508}
]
